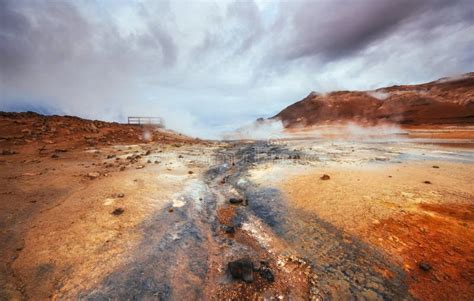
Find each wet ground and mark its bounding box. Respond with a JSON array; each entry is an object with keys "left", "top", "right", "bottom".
[{"left": 1, "top": 136, "right": 473, "bottom": 300}]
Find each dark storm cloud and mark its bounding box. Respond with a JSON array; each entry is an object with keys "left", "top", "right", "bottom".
[
  {"left": 0, "top": 0, "right": 178, "bottom": 83},
  {"left": 0, "top": 0, "right": 89, "bottom": 77},
  {"left": 272, "top": 0, "right": 472, "bottom": 62}
]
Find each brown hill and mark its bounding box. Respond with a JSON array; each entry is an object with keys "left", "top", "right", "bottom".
[
  {"left": 273, "top": 73, "right": 474, "bottom": 127},
  {"left": 0, "top": 111, "right": 198, "bottom": 155}
]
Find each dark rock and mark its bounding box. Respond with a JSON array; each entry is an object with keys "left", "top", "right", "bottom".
[
  {"left": 229, "top": 198, "right": 243, "bottom": 205},
  {"left": 321, "top": 174, "right": 330, "bottom": 180},
  {"left": 117, "top": 193, "right": 125, "bottom": 198},
  {"left": 259, "top": 267, "right": 275, "bottom": 282},
  {"left": 228, "top": 259, "right": 254, "bottom": 283},
  {"left": 188, "top": 171, "right": 194, "bottom": 174},
  {"left": 51, "top": 154, "right": 59, "bottom": 159},
  {"left": 222, "top": 225, "right": 235, "bottom": 234},
  {"left": 54, "top": 148, "right": 68, "bottom": 153},
  {"left": 178, "top": 155, "right": 183, "bottom": 158},
  {"left": 419, "top": 262, "right": 432, "bottom": 271},
  {"left": 112, "top": 208, "right": 124, "bottom": 216},
  {"left": 432, "top": 165, "right": 439, "bottom": 169},
  {"left": 168, "top": 207, "right": 174, "bottom": 213},
  {"left": 107, "top": 154, "right": 116, "bottom": 159},
  {"left": 145, "top": 150, "right": 151, "bottom": 155},
  {"left": 293, "top": 154, "right": 301, "bottom": 159},
  {"left": 423, "top": 181, "right": 432, "bottom": 184}
]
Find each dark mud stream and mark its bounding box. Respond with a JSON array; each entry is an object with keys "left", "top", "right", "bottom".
[{"left": 79, "top": 141, "right": 415, "bottom": 300}]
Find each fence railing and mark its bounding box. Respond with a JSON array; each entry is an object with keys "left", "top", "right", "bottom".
[{"left": 128, "top": 116, "right": 164, "bottom": 127}]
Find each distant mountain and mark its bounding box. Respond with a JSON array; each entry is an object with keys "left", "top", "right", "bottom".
[{"left": 273, "top": 73, "right": 474, "bottom": 127}]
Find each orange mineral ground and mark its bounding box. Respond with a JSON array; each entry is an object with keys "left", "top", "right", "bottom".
[
  {"left": 1, "top": 112, "right": 473, "bottom": 300},
  {"left": 279, "top": 162, "right": 473, "bottom": 300}
]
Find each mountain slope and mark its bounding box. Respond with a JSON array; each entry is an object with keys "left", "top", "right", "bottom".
[{"left": 273, "top": 73, "right": 474, "bottom": 127}]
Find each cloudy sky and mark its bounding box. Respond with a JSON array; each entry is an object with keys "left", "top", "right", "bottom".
[{"left": 1, "top": 0, "right": 473, "bottom": 138}]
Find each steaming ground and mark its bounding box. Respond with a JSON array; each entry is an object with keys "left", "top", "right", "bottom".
[{"left": 1, "top": 122, "right": 473, "bottom": 299}]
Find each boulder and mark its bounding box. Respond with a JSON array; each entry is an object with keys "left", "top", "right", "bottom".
[
  {"left": 228, "top": 259, "right": 254, "bottom": 283},
  {"left": 229, "top": 198, "right": 243, "bottom": 205}
]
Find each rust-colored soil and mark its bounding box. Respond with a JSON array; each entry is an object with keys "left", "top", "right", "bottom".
[
  {"left": 371, "top": 203, "right": 474, "bottom": 301},
  {"left": 280, "top": 162, "right": 474, "bottom": 300}
]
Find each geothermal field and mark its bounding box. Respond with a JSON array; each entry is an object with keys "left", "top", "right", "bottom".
[
  {"left": 1, "top": 82, "right": 473, "bottom": 300},
  {"left": 1, "top": 1, "right": 474, "bottom": 300}
]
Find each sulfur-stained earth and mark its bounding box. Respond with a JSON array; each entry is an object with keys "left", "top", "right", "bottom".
[{"left": 1, "top": 113, "right": 473, "bottom": 300}]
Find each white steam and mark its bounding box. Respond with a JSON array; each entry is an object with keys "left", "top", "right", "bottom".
[
  {"left": 367, "top": 91, "right": 390, "bottom": 100},
  {"left": 221, "top": 119, "right": 288, "bottom": 140}
]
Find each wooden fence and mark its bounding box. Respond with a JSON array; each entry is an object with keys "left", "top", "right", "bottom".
[{"left": 127, "top": 117, "right": 164, "bottom": 127}]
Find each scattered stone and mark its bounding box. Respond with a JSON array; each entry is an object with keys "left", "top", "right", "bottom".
[
  {"left": 111, "top": 207, "right": 124, "bottom": 216},
  {"left": 117, "top": 193, "right": 125, "bottom": 198},
  {"left": 54, "top": 148, "right": 68, "bottom": 153},
  {"left": 119, "top": 166, "right": 126, "bottom": 171},
  {"left": 375, "top": 156, "right": 389, "bottom": 161},
  {"left": 259, "top": 266, "right": 275, "bottom": 282},
  {"left": 87, "top": 172, "right": 100, "bottom": 179},
  {"left": 229, "top": 198, "right": 243, "bottom": 205},
  {"left": 228, "top": 259, "right": 254, "bottom": 283},
  {"left": 178, "top": 155, "right": 184, "bottom": 159},
  {"left": 136, "top": 165, "right": 145, "bottom": 169},
  {"left": 51, "top": 154, "right": 59, "bottom": 159},
  {"left": 432, "top": 165, "right": 439, "bottom": 169},
  {"left": 222, "top": 225, "right": 235, "bottom": 234},
  {"left": 293, "top": 154, "right": 301, "bottom": 159},
  {"left": 168, "top": 207, "right": 174, "bottom": 213},
  {"left": 320, "top": 174, "right": 330, "bottom": 180},
  {"left": 188, "top": 171, "right": 194, "bottom": 174},
  {"left": 145, "top": 150, "right": 151, "bottom": 155},
  {"left": 147, "top": 160, "right": 152, "bottom": 163},
  {"left": 419, "top": 262, "right": 432, "bottom": 271},
  {"left": 423, "top": 181, "right": 432, "bottom": 184},
  {"left": 154, "top": 160, "right": 160, "bottom": 164},
  {"left": 107, "top": 154, "right": 116, "bottom": 159}
]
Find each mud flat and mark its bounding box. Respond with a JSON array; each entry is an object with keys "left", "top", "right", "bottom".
[{"left": 1, "top": 124, "right": 473, "bottom": 299}]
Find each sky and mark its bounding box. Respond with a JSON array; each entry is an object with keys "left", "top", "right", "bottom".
[{"left": 1, "top": 0, "right": 473, "bottom": 138}]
